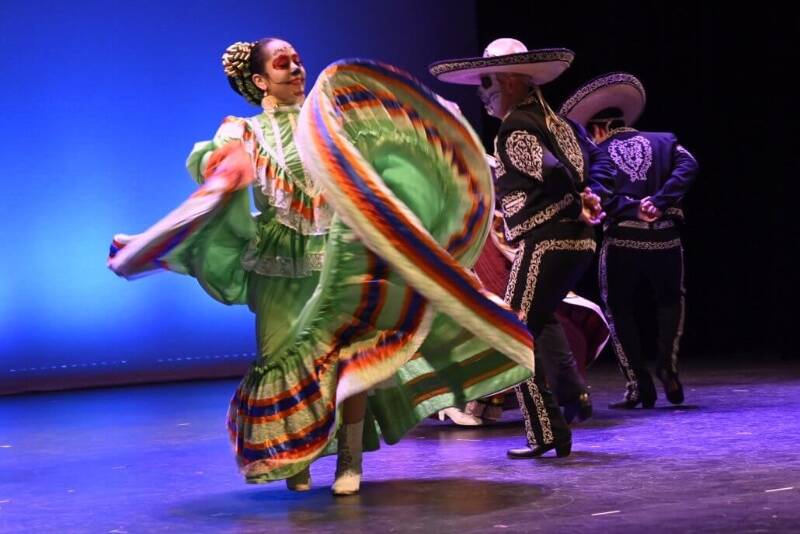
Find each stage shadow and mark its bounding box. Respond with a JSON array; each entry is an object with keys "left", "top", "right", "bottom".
[
  {"left": 540, "top": 450, "right": 636, "bottom": 468},
  {"left": 598, "top": 404, "right": 702, "bottom": 419},
  {"left": 169, "top": 478, "right": 549, "bottom": 527},
  {"left": 655, "top": 404, "right": 701, "bottom": 410}
]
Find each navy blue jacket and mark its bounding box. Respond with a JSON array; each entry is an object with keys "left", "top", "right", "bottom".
[{"left": 598, "top": 127, "right": 698, "bottom": 222}]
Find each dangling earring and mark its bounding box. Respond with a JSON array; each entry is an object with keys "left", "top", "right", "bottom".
[{"left": 261, "top": 91, "right": 277, "bottom": 112}]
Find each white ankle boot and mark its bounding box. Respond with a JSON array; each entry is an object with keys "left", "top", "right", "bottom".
[
  {"left": 285, "top": 466, "right": 311, "bottom": 492},
  {"left": 438, "top": 407, "right": 483, "bottom": 426},
  {"left": 331, "top": 421, "right": 363, "bottom": 496}
]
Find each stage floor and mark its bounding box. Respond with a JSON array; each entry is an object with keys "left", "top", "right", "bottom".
[{"left": 1, "top": 357, "right": 798, "bottom": 533}]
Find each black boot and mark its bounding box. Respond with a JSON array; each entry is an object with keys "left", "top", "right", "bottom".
[
  {"left": 609, "top": 374, "right": 657, "bottom": 409},
  {"left": 657, "top": 369, "right": 684, "bottom": 405},
  {"left": 608, "top": 396, "right": 655, "bottom": 409},
  {"left": 511, "top": 374, "right": 572, "bottom": 459},
  {"left": 563, "top": 392, "right": 593, "bottom": 423},
  {"left": 507, "top": 439, "right": 572, "bottom": 458}
]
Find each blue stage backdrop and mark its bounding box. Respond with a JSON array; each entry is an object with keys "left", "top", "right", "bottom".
[{"left": 0, "top": 0, "right": 482, "bottom": 394}]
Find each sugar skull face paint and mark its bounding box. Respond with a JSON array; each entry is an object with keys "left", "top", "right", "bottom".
[
  {"left": 254, "top": 39, "right": 307, "bottom": 105},
  {"left": 478, "top": 74, "right": 503, "bottom": 118}
]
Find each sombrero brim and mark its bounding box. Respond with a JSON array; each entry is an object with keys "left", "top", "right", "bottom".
[
  {"left": 429, "top": 48, "right": 575, "bottom": 86},
  {"left": 559, "top": 72, "right": 646, "bottom": 127}
]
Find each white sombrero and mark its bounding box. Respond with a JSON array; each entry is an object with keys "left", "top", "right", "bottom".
[
  {"left": 429, "top": 38, "right": 574, "bottom": 86},
  {"left": 559, "top": 72, "right": 646, "bottom": 127}
]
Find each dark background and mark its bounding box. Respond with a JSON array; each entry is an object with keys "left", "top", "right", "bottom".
[{"left": 462, "top": 1, "right": 792, "bottom": 361}]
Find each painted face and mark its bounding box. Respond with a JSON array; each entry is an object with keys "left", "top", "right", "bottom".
[
  {"left": 263, "top": 40, "right": 306, "bottom": 104},
  {"left": 477, "top": 74, "right": 503, "bottom": 118}
]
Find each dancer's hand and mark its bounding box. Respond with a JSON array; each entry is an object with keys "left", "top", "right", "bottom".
[
  {"left": 581, "top": 187, "right": 602, "bottom": 213},
  {"left": 637, "top": 197, "right": 662, "bottom": 222},
  {"left": 580, "top": 187, "right": 605, "bottom": 225}
]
